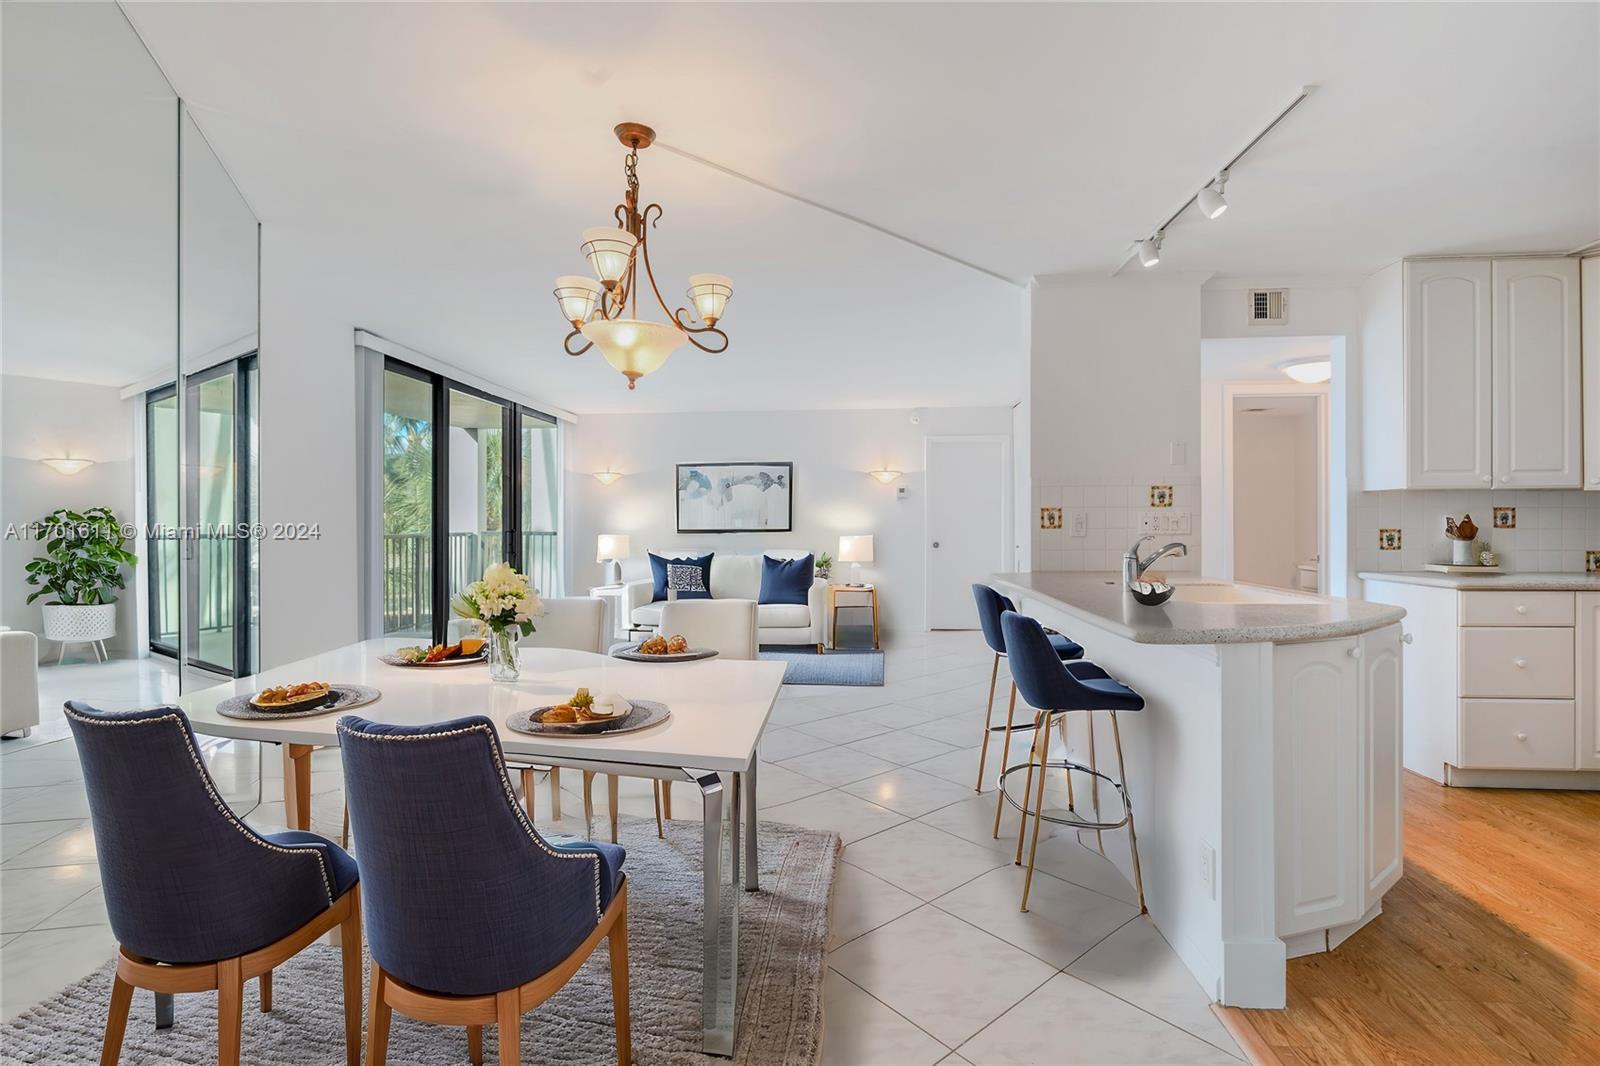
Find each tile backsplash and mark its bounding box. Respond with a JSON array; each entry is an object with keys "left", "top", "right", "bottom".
[
  {"left": 1357, "top": 489, "right": 1600, "bottom": 574},
  {"left": 1032, "top": 476, "right": 1199, "bottom": 572}
]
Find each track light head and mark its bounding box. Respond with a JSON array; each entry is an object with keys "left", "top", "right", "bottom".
[
  {"left": 1137, "top": 233, "right": 1164, "bottom": 268},
  {"left": 1197, "top": 173, "right": 1229, "bottom": 220}
]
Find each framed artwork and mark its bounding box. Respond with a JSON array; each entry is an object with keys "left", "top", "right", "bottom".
[{"left": 676, "top": 461, "right": 793, "bottom": 533}]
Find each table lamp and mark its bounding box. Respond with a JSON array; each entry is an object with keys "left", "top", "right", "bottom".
[
  {"left": 838, "top": 535, "right": 874, "bottom": 586},
  {"left": 596, "top": 533, "right": 631, "bottom": 585}
]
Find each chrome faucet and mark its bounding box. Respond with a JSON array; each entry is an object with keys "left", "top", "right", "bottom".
[{"left": 1122, "top": 534, "right": 1188, "bottom": 586}]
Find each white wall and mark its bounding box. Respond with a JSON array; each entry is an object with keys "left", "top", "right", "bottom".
[
  {"left": 1027, "top": 275, "right": 1204, "bottom": 572},
  {"left": 0, "top": 374, "right": 141, "bottom": 656},
  {"left": 565, "top": 407, "right": 1014, "bottom": 635},
  {"left": 1233, "top": 409, "right": 1318, "bottom": 589}
]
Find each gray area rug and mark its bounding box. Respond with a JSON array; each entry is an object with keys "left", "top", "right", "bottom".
[
  {"left": 759, "top": 645, "right": 884, "bottom": 686},
  {"left": 1, "top": 818, "right": 839, "bottom": 1065}
]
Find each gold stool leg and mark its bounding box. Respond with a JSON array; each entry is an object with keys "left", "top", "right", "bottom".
[
  {"left": 1110, "top": 710, "right": 1147, "bottom": 914},
  {"left": 975, "top": 653, "right": 1001, "bottom": 792},
  {"left": 991, "top": 682, "right": 1020, "bottom": 837},
  {"left": 1058, "top": 715, "right": 1075, "bottom": 812},
  {"left": 1013, "top": 721, "right": 1044, "bottom": 865},
  {"left": 1021, "top": 711, "right": 1051, "bottom": 912}
]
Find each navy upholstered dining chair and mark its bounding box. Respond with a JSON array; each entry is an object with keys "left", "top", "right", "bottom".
[
  {"left": 971, "top": 584, "right": 1084, "bottom": 802},
  {"left": 63, "top": 701, "right": 362, "bottom": 1066},
  {"left": 998, "top": 611, "right": 1147, "bottom": 913},
  {"left": 338, "top": 713, "right": 630, "bottom": 1066}
]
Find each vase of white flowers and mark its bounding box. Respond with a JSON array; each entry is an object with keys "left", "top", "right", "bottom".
[{"left": 451, "top": 561, "right": 543, "bottom": 682}]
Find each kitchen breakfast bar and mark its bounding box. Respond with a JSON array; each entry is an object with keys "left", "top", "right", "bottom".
[{"left": 992, "top": 573, "right": 1407, "bottom": 1009}]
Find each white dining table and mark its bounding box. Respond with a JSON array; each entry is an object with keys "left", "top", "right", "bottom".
[{"left": 178, "top": 638, "right": 786, "bottom": 1056}]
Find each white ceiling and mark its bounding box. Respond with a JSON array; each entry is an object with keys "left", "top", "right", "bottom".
[
  {"left": 1202, "top": 335, "right": 1335, "bottom": 382},
  {"left": 11, "top": 3, "right": 1598, "bottom": 412}
]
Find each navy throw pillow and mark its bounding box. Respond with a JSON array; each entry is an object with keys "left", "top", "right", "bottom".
[
  {"left": 650, "top": 552, "right": 713, "bottom": 602},
  {"left": 759, "top": 553, "right": 814, "bottom": 606}
]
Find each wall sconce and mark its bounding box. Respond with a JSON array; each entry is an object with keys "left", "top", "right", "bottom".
[
  {"left": 39, "top": 457, "right": 95, "bottom": 476},
  {"left": 866, "top": 468, "right": 902, "bottom": 484},
  {"left": 592, "top": 467, "right": 624, "bottom": 485}
]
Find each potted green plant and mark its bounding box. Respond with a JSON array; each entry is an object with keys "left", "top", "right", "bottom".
[
  {"left": 24, "top": 507, "right": 137, "bottom": 652},
  {"left": 815, "top": 552, "right": 833, "bottom": 582}
]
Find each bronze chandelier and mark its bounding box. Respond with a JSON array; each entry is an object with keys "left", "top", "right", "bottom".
[{"left": 552, "top": 122, "right": 733, "bottom": 390}]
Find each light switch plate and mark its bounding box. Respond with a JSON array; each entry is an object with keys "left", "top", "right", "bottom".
[{"left": 1071, "top": 511, "right": 1088, "bottom": 537}]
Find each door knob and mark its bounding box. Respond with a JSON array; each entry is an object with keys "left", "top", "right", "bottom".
[
  {"left": 1402, "top": 633, "right": 1414, "bottom": 645},
  {"left": 1514, "top": 658, "right": 1528, "bottom": 668},
  {"left": 1515, "top": 732, "right": 1529, "bottom": 741},
  {"left": 932, "top": 541, "right": 940, "bottom": 549},
  {"left": 1515, "top": 605, "right": 1528, "bottom": 614},
  {"left": 1348, "top": 646, "right": 1363, "bottom": 660}
]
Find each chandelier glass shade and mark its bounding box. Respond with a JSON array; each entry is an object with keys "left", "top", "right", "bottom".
[{"left": 553, "top": 123, "right": 733, "bottom": 389}]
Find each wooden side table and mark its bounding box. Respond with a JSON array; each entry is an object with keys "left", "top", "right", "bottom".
[{"left": 827, "top": 584, "right": 880, "bottom": 650}]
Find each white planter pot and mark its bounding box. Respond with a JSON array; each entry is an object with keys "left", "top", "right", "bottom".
[{"left": 41, "top": 602, "right": 117, "bottom": 644}]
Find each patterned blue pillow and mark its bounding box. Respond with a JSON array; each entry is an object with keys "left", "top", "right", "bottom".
[{"left": 649, "top": 552, "right": 713, "bottom": 602}]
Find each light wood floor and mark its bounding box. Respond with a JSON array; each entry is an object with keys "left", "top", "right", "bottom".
[{"left": 1218, "top": 772, "right": 1600, "bottom": 1065}]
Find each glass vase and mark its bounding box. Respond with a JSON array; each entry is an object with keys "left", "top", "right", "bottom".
[{"left": 487, "top": 627, "right": 520, "bottom": 682}]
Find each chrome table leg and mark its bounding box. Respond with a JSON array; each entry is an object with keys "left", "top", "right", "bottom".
[
  {"left": 743, "top": 757, "right": 759, "bottom": 892},
  {"left": 695, "top": 770, "right": 736, "bottom": 1056}
]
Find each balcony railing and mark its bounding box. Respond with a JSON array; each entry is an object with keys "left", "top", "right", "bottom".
[{"left": 382, "top": 530, "right": 560, "bottom": 636}]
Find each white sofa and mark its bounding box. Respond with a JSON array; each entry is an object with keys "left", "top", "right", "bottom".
[
  {"left": 1, "top": 630, "right": 40, "bottom": 738},
  {"left": 621, "top": 550, "right": 825, "bottom": 651}
]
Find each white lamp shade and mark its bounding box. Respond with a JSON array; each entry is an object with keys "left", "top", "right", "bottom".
[
  {"left": 1277, "top": 357, "right": 1332, "bottom": 384},
  {"left": 596, "top": 533, "right": 631, "bottom": 563},
  {"left": 580, "top": 227, "right": 638, "bottom": 287},
  {"left": 685, "top": 273, "right": 733, "bottom": 325},
  {"left": 553, "top": 275, "right": 604, "bottom": 326},
  {"left": 838, "top": 535, "right": 874, "bottom": 563},
  {"left": 580, "top": 318, "right": 687, "bottom": 389}
]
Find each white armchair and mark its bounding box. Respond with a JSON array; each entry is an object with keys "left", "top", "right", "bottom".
[
  {"left": 657, "top": 599, "right": 759, "bottom": 661},
  {"left": 1, "top": 631, "right": 40, "bottom": 738}
]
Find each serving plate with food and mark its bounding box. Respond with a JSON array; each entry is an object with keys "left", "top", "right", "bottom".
[
  {"left": 506, "top": 687, "right": 671, "bottom": 737},
  {"left": 250, "top": 681, "right": 335, "bottom": 713},
  {"left": 380, "top": 638, "right": 487, "bottom": 667},
  {"left": 611, "top": 632, "right": 718, "bottom": 663}
]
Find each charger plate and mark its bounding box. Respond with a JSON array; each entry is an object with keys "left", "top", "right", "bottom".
[
  {"left": 218, "top": 684, "right": 381, "bottom": 721},
  {"left": 506, "top": 699, "right": 670, "bottom": 737}
]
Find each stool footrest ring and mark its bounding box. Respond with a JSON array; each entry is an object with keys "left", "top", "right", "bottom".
[{"left": 995, "top": 759, "right": 1132, "bottom": 832}]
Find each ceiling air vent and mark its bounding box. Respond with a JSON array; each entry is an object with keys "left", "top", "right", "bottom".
[{"left": 1248, "top": 288, "right": 1288, "bottom": 325}]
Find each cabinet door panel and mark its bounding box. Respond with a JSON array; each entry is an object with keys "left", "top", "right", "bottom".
[
  {"left": 1583, "top": 258, "right": 1600, "bottom": 489},
  {"left": 1492, "top": 257, "right": 1581, "bottom": 488},
  {"left": 1405, "top": 260, "right": 1492, "bottom": 488},
  {"left": 1459, "top": 627, "right": 1574, "bottom": 699},
  {"left": 1576, "top": 593, "right": 1600, "bottom": 768},
  {"left": 1361, "top": 626, "right": 1404, "bottom": 908}
]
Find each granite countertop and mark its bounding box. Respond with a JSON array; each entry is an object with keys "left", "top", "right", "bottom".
[
  {"left": 992, "top": 572, "right": 1406, "bottom": 646},
  {"left": 1359, "top": 571, "right": 1600, "bottom": 590}
]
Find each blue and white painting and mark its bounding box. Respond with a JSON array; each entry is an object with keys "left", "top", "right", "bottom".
[{"left": 676, "top": 461, "right": 793, "bottom": 533}]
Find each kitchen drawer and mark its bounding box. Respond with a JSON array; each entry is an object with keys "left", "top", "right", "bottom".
[
  {"left": 1458, "top": 699, "right": 1576, "bottom": 769},
  {"left": 1459, "top": 627, "right": 1574, "bottom": 698},
  {"left": 1458, "top": 590, "right": 1574, "bottom": 627}
]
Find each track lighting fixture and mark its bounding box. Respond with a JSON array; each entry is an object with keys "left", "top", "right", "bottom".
[
  {"left": 1137, "top": 234, "right": 1163, "bottom": 269},
  {"left": 1197, "top": 173, "right": 1229, "bottom": 220}
]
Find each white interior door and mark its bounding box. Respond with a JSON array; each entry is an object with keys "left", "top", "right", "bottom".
[{"left": 925, "top": 436, "right": 1008, "bottom": 629}]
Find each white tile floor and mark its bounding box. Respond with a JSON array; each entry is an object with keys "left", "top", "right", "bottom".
[{"left": 0, "top": 632, "right": 1244, "bottom": 1064}]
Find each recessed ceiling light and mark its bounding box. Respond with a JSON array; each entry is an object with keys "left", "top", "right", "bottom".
[{"left": 1277, "top": 357, "right": 1332, "bottom": 384}]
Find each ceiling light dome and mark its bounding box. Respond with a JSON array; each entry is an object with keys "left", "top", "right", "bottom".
[{"left": 1277, "top": 356, "right": 1332, "bottom": 384}]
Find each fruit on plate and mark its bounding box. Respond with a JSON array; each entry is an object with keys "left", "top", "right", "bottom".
[
  {"left": 255, "top": 681, "right": 330, "bottom": 707},
  {"left": 424, "top": 642, "right": 464, "bottom": 663},
  {"left": 571, "top": 688, "right": 594, "bottom": 710},
  {"left": 666, "top": 633, "right": 689, "bottom": 654},
  {"left": 395, "top": 646, "right": 428, "bottom": 663},
  {"left": 459, "top": 636, "right": 485, "bottom": 656}
]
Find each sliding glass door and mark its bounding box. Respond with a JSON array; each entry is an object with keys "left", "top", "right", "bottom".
[
  {"left": 146, "top": 355, "right": 258, "bottom": 676},
  {"left": 379, "top": 358, "right": 560, "bottom": 645}
]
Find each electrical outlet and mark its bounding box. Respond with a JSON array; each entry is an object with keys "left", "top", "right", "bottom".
[
  {"left": 1139, "top": 514, "right": 1157, "bottom": 533},
  {"left": 1071, "top": 511, "right": 1088, "bottom": 537},
  {"left": 1200, "top": 843, "right": 1216, "bottom": 899}
]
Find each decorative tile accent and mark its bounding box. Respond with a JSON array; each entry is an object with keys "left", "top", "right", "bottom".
[
  {"left": 1494, "top": 507, "right": 1516, "bottom": 529},
  {"left": 1039, "top": 507, "right": 1063, "bottom": 530},
  {"left": 1378, "top": 528, "right": 1403, "bottom": 551},
  {"left": 1149, "top": 486, "right": 1173, "bottom": 508},
  {"left": 1588, "top": 550, "right": 1600, "bottom": 574}
]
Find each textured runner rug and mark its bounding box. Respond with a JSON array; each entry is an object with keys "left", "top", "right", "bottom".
[{"left": 1, "top": 818, "right": 839, "bottom": 1065}]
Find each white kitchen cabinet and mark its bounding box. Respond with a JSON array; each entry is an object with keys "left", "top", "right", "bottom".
[
  {"left": 1362, "top": 256, "right": 1581, "bottom": 490},
  {"left": 1575, "top": 592, "right": 1600, "bottom": 768},
  {"left": 1359, "top": 625, "right": 1404, "bottom": 911},
  {"left": 1583, "top": 257, "right": 1600, "bottom": 489},
  {"left": 1492, "top": 258, "right": 1582, "bottom": 488}
]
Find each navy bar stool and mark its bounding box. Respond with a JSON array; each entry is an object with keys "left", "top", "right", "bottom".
[
  {"left": 971, "top": 585, "right": 1083, "bottom": 825},
  {"left": 64, "top": 702, "right": 362, "bottom": 1066},
  {"left": 997, "top": 612, "right": 1148, "bottom": 914}
]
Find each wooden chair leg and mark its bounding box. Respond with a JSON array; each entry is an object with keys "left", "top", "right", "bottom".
[
  {"left": 341, "top": 802, "right": 350, "bottom": 849},
  {"left": 582, "top": 771, "right": 596, "bottom": 839},
  {"left": 975, "top": 652, "right": 1001, "bottom": 791},
  {"left": 259, "top": 968, "right": 273, "bottom": 1013},
  {"left": 340, "top": 889, "right": 363, "bottom": 1066},
  {"left": 468, "top": 1025, "right": 484, "bottom": 1066},
  {"left": 217, "top": 956, "right": 244, "bottom": 1066},
  {"left": 521, "top": 767, "right": 536, "bottom": 821},
  {"left": 99, "top": 974, "right": 134, "bottom": 1066},
  {"left": 608, "top": 774, "right": 620, "bottom": 844},
  {"left": 609, "top": 888, "right": 632, "bottom": 1066},
  {"left": 991, "top": 683, "right": 1019, "bottom": 837},
  {"left": 365, "top": 962, "right": 392, "bottom": 1066},
  {"left": 652, "top": 781, "right": 664, "bottom": 838},
  {"left": 549, "top": 767, "right": 563, "bottom": 821},
  {"left": 497, "top": 988, "right": 521, "bottom": 1066}
]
